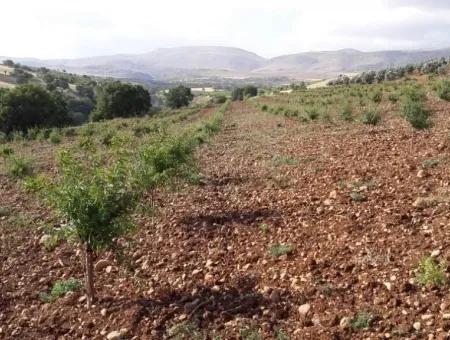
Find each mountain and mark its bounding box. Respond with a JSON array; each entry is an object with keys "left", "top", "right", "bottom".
[
  {"left": 3, "top": 46, "right": 450, "bottom": 82},
  {"left": 252, "top": 48, "right": 450, "bottom": 79}
]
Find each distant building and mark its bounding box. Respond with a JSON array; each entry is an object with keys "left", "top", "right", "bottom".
[{"left": 191, "top": 87, "right": 215, "bottom": 93}]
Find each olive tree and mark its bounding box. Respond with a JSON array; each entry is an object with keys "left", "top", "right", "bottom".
[{"left": 164, "top": 85, "right": 193, "bottom": 109}]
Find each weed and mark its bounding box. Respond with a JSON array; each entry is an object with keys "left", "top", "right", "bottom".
[
  {"left": 167, "top": 322, "right": 203, "bottom": 340},
  {"left": 436, "top": 79, "right": 450, "bottom": 101},
  {"left": 415, "top": 256, "right": 447, "bottom": 287},
  {"left": 362, "top": 109, "right": 381, "bottom": 125},
  {"left": 371, "top": 90, "right": 382, "bottom": 103},
  {"left": 269, "top": 243, "right": 294, "bottom": 257},
  {"left": 6, "top": 156, "right": 32, "bottom": 178},
  {"left": 402, "top": 99, "right": 431, "bottom": 129},
  {"left": 48, "top": 130, "right": 62, "bottom": 144},
  {"left": 275, "top": 329, "right": 289, "bottom": 340},
  {"left": 39, "top": 278, "right": 82, "bottom": 303},
  {"left": 305, "top": 107, "right": 319, "bottom": 120},
  {"left": 272, "top": 155, "right": 298, "bottom": 166},
  {"left": 350, "top": 192, "right": 367, "bottom": 202},
  {"left": 259, "top": 223, "right": 269, "bottom": 233},
  {"left": 351, "top": 312, "right": 373, "bottom": 330},
  {"left": 422, "top": 159, "right": 440, "bottom": 169},
  {"left": 240, "top": 327, "right": 261, "bottom": 340},
  {"left": 340, "top": 103, "right": 353, "bottom": 121}
]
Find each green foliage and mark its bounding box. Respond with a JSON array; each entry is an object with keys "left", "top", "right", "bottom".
[
  {"left": 92, "top": 81, "right": 151, "bottom": 121},
  {"left": 402, "top": 85, "right": 427, "bottom": 102},
  {"left": 261, "top": 104, "right": 268, "bottom": 111},
  {"left": 402, "top": 99, "right": 430, "bottom": 129},
  {"left": 39, "top": 278, "right": 82, "bottom": 303},
  {"left": 272, "top": 155, "right": 298, "bottom": 166},
  {"left": 371, "top": 90, "right": 382, "bottom": 103},
  {"left": 340, "top": 103, "right": 353, "bottom": 121},
  {"left": 415, "top": 256, "right": 447, "bottom": 287},
  {"left": 351, "top": 312, "right": 373, "bottom": 330},
  {"left": 22, "top": 174, "right": 49, "bottom": 193},
  {"left": 48, "top": 150, "right": 139, "bottom": 251},
  {"left": 362, "top": 109, "right": 381, "bottom": 125},
  {"left": 422, "top": 159, "right": 440, "bottom": 169},
  {"left": 436, "top": 79, "right": 450, "bottom": 101},
  {"left": 165, "top": 85, "right": 194, "bottom": 109},
  {"left": 269, "top": 243, "right": 294, "bottom": 257},
  {"left": 239, "top": 327, "right": 261, "bottom": 340},
  {"left": 305, "top": 107, "right": 319, "bottom": 120},
  {"left": 0, "top": 84, "right": 69, "bottom": 133},
  {"left": 275, "top": 330, "right": 289, "bottom": 340},
  {"left": 5, "top": 156, "right": 32, "bottom": 178},
  {"left": 167, "top": 322, "right": 203, "bottom": 340},
  {"left": 232, "top": 86, "right": 258, "bottom": 101},
  {"left": 214, "top": 94, "right": 228, "bottom": 104},
  {"left": 388, "top": 93, "right": 399, "bottom": 103},
  {"left": 48, "top": 129, "right": 62, "bottom": 144}
]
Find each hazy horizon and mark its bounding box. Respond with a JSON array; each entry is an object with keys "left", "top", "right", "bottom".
[{"left": 1, "top": 0, "right": 450, "bottom": 59}]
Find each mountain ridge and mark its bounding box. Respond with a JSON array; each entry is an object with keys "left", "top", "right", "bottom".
[{"left": 3, "top": 46, "right": 450, "bottom": 81}]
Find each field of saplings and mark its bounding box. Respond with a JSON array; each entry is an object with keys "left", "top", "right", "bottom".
[{"left": 2, "top": 67, "right": 450, "bottom": 339}]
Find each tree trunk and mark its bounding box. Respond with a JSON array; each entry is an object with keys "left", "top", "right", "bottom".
[{"left": 84, "top": 244, "right": 95, "bottom": 308}]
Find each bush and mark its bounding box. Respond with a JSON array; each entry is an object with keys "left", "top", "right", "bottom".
[
  {"left": 415, "top": 257, "right": 447, "bottom": 287},
  {"left": 164, "top": 85, "right": 193, "bottom": 109},
  {"left": 305, "top": 107, "right": 319, "bottom": 120},
  {"left": 231, "top": 86, "right": 258, "bottom": 101},
  {"left": 0, "top": 85, "right": 69, "bottom": 133},
  {"left": 402, "top": 98, "right": 430, "bottom": 129},
  {"left": 5, "top": 156, "right": 32, "bottom": 178},
  {"left": 371, "top": 90, "right": 382, "bottom": 103},
  {"left": 268, "top": 243, "right": 294, "bottom": 257},
  {"left": 48, "top": 130, "right": 62, "bottom": 144},
  {"left": 214, "top": 94, "right": 227, "bottom": 104},
  {"left": 40, "top": 278, "right": 82, "bottom": 303},
  {"left": 340, "top": 103, "right": 353, "bottom": 121},
  {"left": 362, "top": 109, "right": 381, "bottom": 125},
  {"left": 92, "top": 81, "right": 151, "bottom": 121},
  {"left": 436, "top": 79, "right": 450, "bottom": 101}
]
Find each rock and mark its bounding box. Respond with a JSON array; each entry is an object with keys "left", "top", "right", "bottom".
[
  {"left": 95, "top": 259, "right": 111, "bottom": 271},
  {"left": 329, "top": 190, "right": 337, "bottom": 199},
  {"left": 100, "top": 308, "right": 107, "bottom": 316},
  {"left": 413, "top": 322, "right": 421, "bottom": 331},
  {"left": 105, "top": 266, "right": 113, "bottom": 274},
  {"left": 443, "top": 314, "right": 450, "bottom": 320},
  {"left": 421, "top": 314, "right": 433, "bottom": 321},
  {"left": 340, "top": 317, "right": 352, "bottom": 329},
  {"left": 106, "top": 331, "right": 122, "bottom": 340},
  {"left": 417, "top": 170, "right": 426, "bottom": 178},
  {"left": 269, "top": 290, "right": 281, "bottom": 303},
  {"left": 78, "top": 295, "right": 86, "bottom": 303},
  {"left": 298, "top": 304, "right": 311, "bottom": 316},
  {"left": 39, "top": 234, "right": 51, "bottom": 245},
  {"left": 323, "top": 199, "right": 332, "bottom": 206},
  {"left": 384, "top": 282, "right": 392, "bottom": 291},
  {"left": 431, "top": 250, "right": 441, "bottom": 258}
]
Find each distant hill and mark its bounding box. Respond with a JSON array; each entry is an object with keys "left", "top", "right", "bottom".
[{"left": 3, "top": 46, "right": 450, "bottom": 81}]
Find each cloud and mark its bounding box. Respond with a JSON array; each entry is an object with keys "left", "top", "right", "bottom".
[{"left": 0, "top": 0, "right": 449, "bottom": 59}]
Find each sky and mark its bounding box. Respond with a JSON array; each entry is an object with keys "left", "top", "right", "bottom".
[{"left": 1, "top": 0, "right": 449, "bottom": 59}]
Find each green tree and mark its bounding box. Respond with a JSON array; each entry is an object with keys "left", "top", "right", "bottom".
[
  {"left": 2, "top": 59, "right": 14, "bottom": 67},
  {"left": 0, "top": 85, "right": 69, "bottom": 133},
  {"left": 91, "top": 81, "right": 151, "bottom": 121},
  {"left": 48, "top": 150, "right": 139, "bottom": 307},
  {"left": 164, "top": 85, "right": 193, "bottom": 109},
  {"left": 231, "top": 87, "right": 244, "bottom": 101}
]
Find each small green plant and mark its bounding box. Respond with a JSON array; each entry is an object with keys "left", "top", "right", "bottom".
[
  {"left": 39, "top": 278, "right": 82, "bottom": 303},
  {"left": 351, "top": 312, "right": 373, "bottom": 330},
  {"left": 415, "top": 256, "right": 447, "bottom": 287},
  {"left": 272, "top": 155, "right": 298, "bottom": 166},
  {"left": 436, "top": 79, "right": 450, "bottom": 101},
  {"left": 371, "top": 90, "right": 382, "bottom": 103},
  {"left": 388, "top": 93, "right": 399, "bottom": 103},
  {"left": 275, "top": 329, "right": 289, "bottom": 340},
  {"left": 340, "top": 103, "right": 353, "bottom": 121},
  {"left": 22, "top": 174, "right": 49, "bottom": 193},
  {"left": 261, "top": 104, "right": 268, "bottom": 111},
  {"left": 269, "top": 243, "right": 294, "bottom": 257},
  {"left": 402, "top": 99, "right": 431, "bottom": 129},
  {"left": 350, "top": 192, "right": 366, "bottom": 202},
  {"left": 305, "top": 107, "right": 319, "bottom": 120},
  {"left": 362, "top": 109, "right": 381, "bottom": 125},
  {"left": 259, "top": 223, "right": 269, "bottom": 233},
  {"left": 422, "top": 159, "right": 440, "bottom": 168},
  {"left": 48, "top": 130, "right": 62, "bottom": 144},
  {"left": 6, "top": 156, "right": 32, "bottom": 178},
  {"left": 1, "top": 146, "right": 14, "bottom": 157},
  {"left": 240, "top": 327, "right": 261, "bottom": 340},
  {"left": 167, "top": 322, "right": 203, "bottom": 340}
]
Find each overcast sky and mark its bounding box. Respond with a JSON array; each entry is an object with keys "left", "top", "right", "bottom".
[{"left": 1, "top": 0, "right": 449, "bottom": 59}]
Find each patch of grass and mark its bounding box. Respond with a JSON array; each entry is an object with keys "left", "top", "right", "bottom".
[
  {"left": 5, "top": 156, "right": 32, "bottom": 178},
  {"left": 272, "top": 155, "right": 298, "bottom": 166},
  {"left": 402, "top": 99, "right": 431, "bottom": 130},
  {"left": 351, "top": 312, "right": 373, "bottom": 330},
  {"left": 269, "top": 243, "right": 294, "bottom": 257},
  {"left": 350, "top": 192, "right": 367, "bottom": 202},
  {"left": 167, "top": 322, "right": 203, "bottom": 340},
  {"left": 1, "top": 146, "right": 14, "bottom": 156},
  {"left": 305, "top": 107, "right": 319, "bottom": 120},
  {"left": 362, "top": 109, "right": 381, "bottom": 125},
  {"left": 240, "top": 327, "right": 261, "bottom": 340},
  {"left": 415, "top": 256, "right": 447, "bottom": 287},
  {"left": 340, "top": 103, "right": 353, "bottom": 122},
  {"left": 39, "top": 278, "right": 82, "bottom": 303},
  {"left": 422, "top": 159, "right": 440, "bottom": 169},
  {"left": 48, "top": 130, "right": 62, "bottom": 144},
  {"left": 436, "top": 79, "right": 450, "bottom": 101},
  {"left": 275, "top": 329, "right": 289, "bottom": 340}
]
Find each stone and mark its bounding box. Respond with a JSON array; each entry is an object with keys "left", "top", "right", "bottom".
[
  {"left": 442, "top": 314, "right": 450, "bottom": 320},
  {"left": 413, "top": 322, "right": 421, "bottom": 331},
  {"left": 95, "top": 259, "right": 111, "bottom": 272},
  {"left": 298, "top": 303, "right": 311, "bottom": 316},
  {"left": 329, "top": 190, "right": 337, "bottom": 199},
  {"left": 431, "top": 250, "right": 441, "bottom": 258},
  {"left": 340, "top": 317, "right": 352, "bottom": 329},
  {"left": 101, "top": 308, "right": 107, "bottom": 316},
  {"left": 106, "top": 331, "right": 121, "bottom": 340},
  {"left": 39, "top": 234, "right": 51, "bottom": 245},
  {"left": 417, "top": 170, "right": 426, "bottom": 178}
]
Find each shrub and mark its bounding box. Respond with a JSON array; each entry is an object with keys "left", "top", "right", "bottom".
[
  {"left": 164, "top": 85, "right": 193, "bottom": 109},
  {"left": 340, "top": 103, "right": 353, "bottom": 121},
  {"left": 214, "top": 94, "right": 227, "bottom": 104},
  {"left": 371, "top": 90, "right": 382, "bottom": 103},
  {"left": 261, "top": 104, "right": 268, "bottom": 112},
  {"left": 415, "top": 256, "right": 447, "bottom": 287},
  {"left": 436, "top": 79, "right": 450, "bottom": 101},
  {"left": 305, "top": 107, "right": 319, "bottom": 120},
  {"left": 92, "top": 81, "right": 151, "bottom": 121},
  {"left": 0, "top": 84, "right": 69, "bottom": 133},
  {"left": 402, "top": 99, "right": 430, "bottom": 129},
  {"left": 39, "top": 278, "right": 82, "bottom": 303},
  {"left": 48, "top": 130, "right": 62, "bottom": 144},
  {"left": 269, "top": 243, "right": 294, "bottom": 257},
  {"left": 362, "top": 109, "right": 381, "bottom": 125},
  {"left": 351, "top": 312, "right": 373, "bottom": 330},
  {"left": 388, "top": 94, "right": 399, "bottom": 103},
  {"left": 5, "top": 156, "right": 32, "bottom": 178}
]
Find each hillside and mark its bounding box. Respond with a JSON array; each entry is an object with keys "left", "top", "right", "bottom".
[
  {"left": 3, "top": 46, "right": 450, "bottom": 81},
  {"left": 2, "top": 71, "right": 450, "bottom": 338}
]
